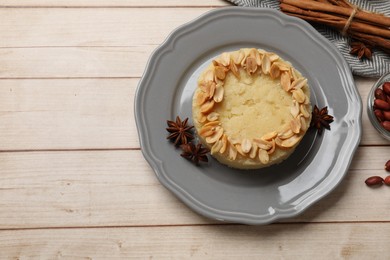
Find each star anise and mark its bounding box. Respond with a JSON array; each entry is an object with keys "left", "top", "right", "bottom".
[
  {"left": 310, "top": 105, "right": 334, "bottom": 135},
  {"left": 180, "top": 142, "right": 209, "bottom": 165},
  {"left": 166, "top": 116, "right": 194, "bottom": 146},
  {"left": 350, "top": 42, "right": 372, "bottom": 60}
]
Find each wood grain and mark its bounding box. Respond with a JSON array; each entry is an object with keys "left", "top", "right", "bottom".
[
  {"left": 1, "top": 224, "right": 390, "bottom": 259},
  {"left": 1, "top": 2, "right": 390, "bottom": 258},
  {"left": 0, "top": 8, "right": 210, "bottom": 47},
  {"left": 0, "top": 0, "right": 228, "bottom": 7},
  {"left": 0, "top": 79, "right": 138, "bottom": 150},
  {"left": 1, "top": 148, "right": 389, "bottom": 229},
  {"left": 0, "top": 78, "right": 386, "bottom": 151}
]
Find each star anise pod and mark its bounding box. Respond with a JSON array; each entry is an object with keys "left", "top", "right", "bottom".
[
  {"left": 310, "top": 105, "right": 334, "bottom": 135},
  {"left": 180, "top": 142, "right": 209, "bottom": 165},
  {"left": 166, "top": 116, "right": 194, "bottom": 146},
  {"left": 350, "top": 42, "right": 372, "bottom": 60}
]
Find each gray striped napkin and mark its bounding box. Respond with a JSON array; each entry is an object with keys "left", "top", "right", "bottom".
[{"left": 226, "top": 0, "right": 390, "bottom": 77}]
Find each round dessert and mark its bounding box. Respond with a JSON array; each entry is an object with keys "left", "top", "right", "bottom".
[{"left": 192, "top": 48, "right": 312, "bottom": 169}]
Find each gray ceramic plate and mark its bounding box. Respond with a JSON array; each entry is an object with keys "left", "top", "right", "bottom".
[{"left": 134, "top": 7, "right": 362, "bottom": 225}]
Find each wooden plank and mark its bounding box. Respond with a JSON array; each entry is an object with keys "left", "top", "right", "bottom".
[
  {"left": 0, "top": 46, "right": 155, "bottom": 78},
  {"left": 0, "top": 8, "right": 211, "bottom": 48},
  {"left": 0, "top": 148, "right": 389, "bottom": 229},
  {"left": 1, "top": 224, "right": 390, "bottom": 258},
  {"left": 0, "top": 79, "right": 139, "bottom": 150},
  {"left": 0, "top": 0, "right": 228, "bottom": 7},
  {"left": 0, "top": 78, "right": 385, "bottom": 151}
]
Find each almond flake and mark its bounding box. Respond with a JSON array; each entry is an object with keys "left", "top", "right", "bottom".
[
  {"left": 291, "top": 78, "right": 307, "bottom": 90},
  {"left": 220, "top": 134, "right": 228, "bottom": 154},
  {"left": 300, "top": 104, "right": 311, "bottom": 118},
  {"left": 261, "top": 131, "right": 278, "bottom": 141},
  {"left": 205, "top": 126, "right": 223, "bottom": 144},
  {"left": 241, "top": 139, "right": 252, "bottom": 153},
  {"left": 215, "top": 66, "right": 227, "bottom": 80},
  {"left": 211, "top": 140, "right": 223, "bottom": 155},
  {"left": 267, "top": 139, "right": 276, "bottom": 154},
  {"left": 279, "top": 134, "right": 303, "bottom": 148},
  {"left": 213, "top": 84, "right": 224, "bottom": 103},
  {"left": 262, "top": 54, "right": 271, "bottom": 74},
  {"left": 228, "top": 143, "right": 238, "bottom": 160},
  {"left": 281, "top": 71, "right": 291, "bottom": 92},
  {"left": 253, "top": 138, "right": 272, "bottom": 150},
  {"left": 249, "top": 143, "right": 258, "bottom": 159},
  {"left": 292, "top": 88, "right": 306, "bottom": 103},
  {"left": 206, "top": 112, "right": 219, "bottom": 121},
  {"left": 258, "top": 149, "right": 269, "bottom": 164},
  {"left": 290, "top": 118, "right": 301, "bottom": 134},
  {"left": 200, "top": 99, "right": 215, "bottom": 113}
]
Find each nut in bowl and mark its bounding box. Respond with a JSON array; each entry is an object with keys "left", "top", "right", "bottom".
[{"left": 367, "top": 72, "right": 390, "bottom": 141}]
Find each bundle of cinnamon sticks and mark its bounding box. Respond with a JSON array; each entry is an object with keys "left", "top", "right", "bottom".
[{"left": 280, "top": 0, "right": 390, "bottom": 54}]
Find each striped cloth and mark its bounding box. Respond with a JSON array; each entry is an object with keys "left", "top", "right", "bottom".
[{"left": 227, "top": 0, "right": 390, "bottom": 77}]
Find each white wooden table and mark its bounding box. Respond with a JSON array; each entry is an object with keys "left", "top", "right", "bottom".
[{"left": 1, "top": 1, "right": 390, "bottom": 258}]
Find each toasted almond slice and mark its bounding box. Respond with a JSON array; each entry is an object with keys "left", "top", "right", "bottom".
[
  {"left": 213, "top": 84, "right": 224, "bottom": 103},
  {"left": 300, "top": 104, "right": 311, "bottom": 118},
  {"left": 229, "top": 61, "right": 240, "bottom": 79},
  {"left": 268, "top": 53, "right": 280, "bottom": 62},
  {"left": 211, "top": 140, "right": 223, "bottom": 155},
  {"left": 220, "top": 134, "right": 228, "bottom": 154},
  {"left": 249, "top": 48, "right": 262, "bottom": 65},
  {"left": 206, "top": 112, "right": 219, "bottom": 121},
  {"left": 278, "top": 128, "right": 294, "bottom": 140},
  {"left": 206, "top": 126, "right": 223, "bottom": 144},
  {"left": 228, "top": 136, "right": 240, "bottom": 145},
  {"left": 228, "top": 143, "right": 238, "bottom": 160},
  {"left": 253, "top": 138, "right": 272, "bottom": 150},
  {"left": 235, "top": 144, "right": 246, "bottom": 156},
  {"left": 270, "top": 63, "right": 281, "bottom": 79},
  {"left": 290, "top": 118, "right": 301, "bottom": 134},
  {"left": 290, "top": 100, "right": 300, "bottom": 118},
  {"left": 241, "top": 139, "right": 252, "bottom": 153},
  {"left": 219, "top": 52, "right": 230, "bottom": 66},
  {"left": 231, "top": 50, "right": 245, "bottom": 65},
  {"left": 299, "top": 115, "right": 307, "bottom": 131},
  {"left": 262, "top": 54, "right": 271, "bottom": 74},
  {"left": 200, "top": 99, "right": 215, "bottom": 113},
  {"left": 292, "top": 88, "right": 306, "bottom": 103},
  {"left": 199, "top": 81, "right": 216, "bottom": 98},
  {"left": 275, "top": 137, "right": 284, "bottom": 148},
  {"left": 258, "top": 149, "right": 269, "bottom": 164},
  {"left": 291, "top": 78, "right": 307, "bottom": 90},
  {"left": 279, "top": 134, "right": 302, "bottom": 148},
  {"left": 203, "top": 120, "right": 220, "bottom": 128},
  {"left": 198, "top": 126, "right": 214, "bottom": 137},
  {"left": 273, "top": 61, "right": 290, "bottom": 71},
  {"left": 204, "top": 69, "right": 215, "bottom": 82},
  {"left": 255, "top": 51, "right": 262, "bottom": 66},
  {"left": 267, "top": 139, "right": 276, "bottom": 155},
  {"left": 246, "top": 56, "right": 258, "bottom": 74},
  {"left": 291, "top": 68, "right": 299, "bottom": 81},
  {"left": 208, "top": 82, "right": 216, "bottom": 98},
  {"left": 196, "top": 91, "right": 209, "bottom": 106},
  {"left": 261, "top": 131, "right": 278, "bottom": 141},
  {"left": 198, "top": 114, "right": 207, "bottom": 124},
  {"left": 249, "top": 143, "right": 258, "bottom": 159},
  {"left": 281, "top": 71, "right": 291, "bottom": 92},
  {"left": 215, "top": 66, "right": 227, "bottom": 80}
]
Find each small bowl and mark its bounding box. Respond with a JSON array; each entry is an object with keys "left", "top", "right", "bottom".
[{"left": 367, "top": 72, "right": 390, "bottom": 141}]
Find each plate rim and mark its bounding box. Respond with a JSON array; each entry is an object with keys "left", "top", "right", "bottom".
[{"left": 134, "top": 7, "right": 362, "bottom": 225}]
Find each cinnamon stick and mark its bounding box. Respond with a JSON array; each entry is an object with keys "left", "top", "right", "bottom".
[
  {"left": 280, "top": 3, "right": 390, "bottom": 39},
  {"left": 280, "top": 0, "right": 390, "bottom": 27}
]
